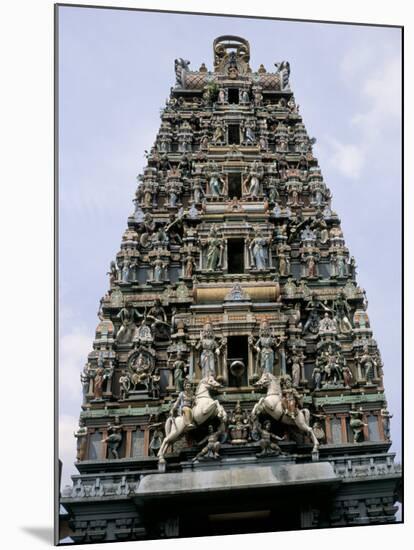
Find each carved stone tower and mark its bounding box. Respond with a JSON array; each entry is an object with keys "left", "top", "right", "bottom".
[{"left": 60, "top": 36, "right": 401, "bottom": 542}]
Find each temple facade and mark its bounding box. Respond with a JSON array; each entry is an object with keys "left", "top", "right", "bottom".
[{"left": 60, "top": 36, "right": 401, "bottom": 542}]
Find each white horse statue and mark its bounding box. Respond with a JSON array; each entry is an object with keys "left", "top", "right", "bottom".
[
  {"left": 251, "top": 371, "right": 319, "bottom": 452},
  {"left": 158, "top": 375, "right": 227, "bottom": 463}
]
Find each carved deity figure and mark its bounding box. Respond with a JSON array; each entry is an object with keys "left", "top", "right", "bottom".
[
  {"left": 303, "top": 253, "right": 319, "bottom": 278},
  {"left": 249, "top": 229, "right": 270, "bottom": 270},
  {"left": 153, "top": 255, "right": 166, "bottom": 283},
  {"left": 102, "top": 420, "right": 123, "bottom": 459},
  {"left": 251, "top": 320, "right": 284, "bottom": 374},
  {"left": 107, "top": 261, "right": 118, "bottom": 288},
  {"left": 170, "top": 378, "right": 195, "bottom": 428},
  {"left": 349, "top": 408, "right": 367, "bottom": 443},
  {"left": 148, "top": 422, "right": 164, "bottom": 456},
  {"left": 116, "top": 307, "right": 137, "bottom": 344},
  {"left": 256, "top": 420, "right": 285, "bottom": 457},
  {"left": 277, "top": 245, "right": 290, "bottom": 276},
  {"left": 184, "top": 254, "right": 195, "bottom": 278},
  {"left": 319, "top": 312, "right": 337, "bottom": 334},
  {"left": 333, "top": 293, "right": 353, "bottom": 333},
  {"left": 196, "top": 322, "right": 221, "bottom": 378},
  {"left": 280, "top": 374, "right": 303, "bottom": 419},
  {"left": 380, "top": 406, "right": 393, "bottom": 441},
  {"left": 205, "top": 225, "right": 223, "bottom": 271},
  {"left": 289, "top": 348, "right": 304, "bottom": 387},
  {"left": 74, "top": 420, "right": 88, "bottom": 462},
  {"left": 312, "top": 365, "right": 322, "bottom": 391},
  {"left": 357, "top": 344, "right": 377, "bottom": 383},
  {"left": 243, "top": 161, "right": 262, "bottom": 198},
  {"left": 173, "top": 352, "right": 187, "bottom": 392},
  {"left": 148, "top": 298, "right": 170, "bottom": 340},
  {"left": 192, "top": 425, "right": 221, "bottom": 462},
  {"left": 119, "top": 369, "right": 131, "bottom": 400}
]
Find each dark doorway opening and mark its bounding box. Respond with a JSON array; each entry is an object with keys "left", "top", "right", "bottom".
[
  {"left": 228, "top": 173, "right": 242, "bottom": 199},
  {"left": 228, "top": 88, "right": 239, "bottom": 104},
  {"left": 227, "top": 335, "right": 248, "bottom": 386},
  {"left": 228, "top": 124, "right": 240, "bottom": 145},
  {"left": 227, "top": 238, "right": 244, "bottom": 274}
]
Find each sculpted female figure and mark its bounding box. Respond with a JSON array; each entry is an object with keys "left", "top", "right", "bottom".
[
  {"left": 196, "top": 322, "right": 221, "bottom": 378},
  {"left": 249, "top": 228, "right": 270, "bottom": 270},
  {"left": 205, "top": 225, "right": 223, "bottom": 271},
  {"left": 250, "top": 320, "right": 284, "bottom": 374}
]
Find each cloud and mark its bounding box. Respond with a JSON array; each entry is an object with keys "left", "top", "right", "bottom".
[
  {"left": 328, "top": 139, "right": 365, "bottom": 180},
  {"left": 323, "top": 39, "right": 401, "bottom": 181},
  {"left": 59, "top": 327, "right": 91, "bottom": 407},
  {"left": 59, "top": 414, "right": 79, "bottom": 489}
]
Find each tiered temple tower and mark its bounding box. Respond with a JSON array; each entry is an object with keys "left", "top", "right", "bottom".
[{"left": 60, "top": 36, "right": 401, "bottom": 542}]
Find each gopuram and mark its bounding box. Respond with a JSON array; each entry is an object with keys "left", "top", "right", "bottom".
[{"left": 60, "top": 36, "right": 401, "bottom": 542}]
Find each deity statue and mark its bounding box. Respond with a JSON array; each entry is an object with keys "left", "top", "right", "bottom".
[
  {"left": 319, "top": 348, "right": 343, "bottom": 386},
  {"left": 211, "top": 122, "right": 226, "bottom": 145},
  {"left": 153, "top": 255, "right": 166, "bottom": 283},
  {"left": 205, "top": 225, "right": 224, "bottom": 271},
  {"left": 349, "top": 407, "right": 367, "bottom": 443},
  {"left": 228, "top": 401, "right": 250, "bottom": 445},
  {"left": 147, "top": 298, "right": 170, "bottom": 340},
  {"left": 74, "top": 419, "right": 88, "bottom": 462},
  {"left": 119, "top": 369, "right": 131, "bottom": 400},
  {"left": 240, "top": 89, "right": 250, "bottom": 104},
  {"left": 192, "top": 178, "right": 204, "bottom": 203},
  {"left": 148, "top": 422, "right": 164, "bottom": 457},
  {"left": 275, "top": 60, "right": 290, "bottom": 90},
  {"left": 333, "top": 292, "right": 353, "bottom": 333},
  {"left": 380, "top": 406, "right": 393, "bottom": 441},
  {"left": 121, "top": 258, "right": 131, "bottom": 283},
  {"left": 277, "top": 245, "right": 290, "bottom": 276},
  {"left": 302, "top": 295, "right": 330, "bottom": 334},
  {"left": 319, "top": 312, "right": 337, "bottom": 334},
  {"left": 151, "top": 369, "right": 161, "bottom": 399},
  {"left": 256, "top": 420, "right": 285, "bottom": 457},
  {"left": 311, "top": 365, "right": 322, "bottom": 391},
  {"left": 289, "top": 348, "right": 304, "bottom": 387},
  {"left": 342, "top": 366, "right": 353, "bottom": 388},
  {"left": 116, "top": 307, "right": 137, "bottom": 344},
  {"left": 251, "top": 320, "right": 284, "bottom": 374},
  {"left": 102, "top": 419, "right": 123, "bottom": 459},
  {"left": 248, "top": 229, "right": 270, "bottom": 270},
  {"left": 107, "top": 261, "right": 118, "bottom": 288},
  {"left": 151, "top": 225, "right": 169, "bottom": 248},
  {"left": 280, "top": 374, "right": 303, "bottom": 419},
  {"left": 184, "top": 254, "right": 195, "bottom": 278},
  {"left": 192, "top": 425, "right": 221, "bottom": 462},
  {"left": 170, "top": 378, "right": 195, "bottom": 429},
  {"left": 196, "top": 322, "right": 221, "bottom": 378},
  {"left": 303, "top": 252, "right": 319, "bottom": 278},
  {"left": 93, "top": 367, "right": 105, "bottom": 399},
  {"left": 242, "top": 120, "right": 256, "bottom": 144},
  {"left": 356, "top": 344, "right": 377, "bottom": 383},
  {"left": 173, "top": 352, "right": 187, "bottom": 392},
  {"left": 217, "top": 88, "right": 226, "bottom": 104},
  {"left": 243, "top": 161, "right": 263, "bottom": 198},
  {"left": 80, "top": 364, "right": 91, "bottom": 404}
]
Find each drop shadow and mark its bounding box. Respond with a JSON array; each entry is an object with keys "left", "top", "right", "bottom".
[{"left": 21, "top": 526, "right": 54, "bottom": 544}]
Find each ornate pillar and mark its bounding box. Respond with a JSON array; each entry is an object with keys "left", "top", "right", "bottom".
[
  {"left": 325, "top": 415, "right": 332, "bottom": 444},
  {"left": 101, "top": 428, "right": 108, "bottom": 460}
]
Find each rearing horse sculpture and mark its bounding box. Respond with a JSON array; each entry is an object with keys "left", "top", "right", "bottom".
[
  {"left": 158, "top": 376, "right": 227, "bottom": 463},
  {"left": 251, "top": 371, "right": 319, "bottom": 452}
]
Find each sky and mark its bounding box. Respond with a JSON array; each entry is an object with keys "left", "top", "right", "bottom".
[{"left": 58, "top": 6, "right": 402, "bottom": 488}]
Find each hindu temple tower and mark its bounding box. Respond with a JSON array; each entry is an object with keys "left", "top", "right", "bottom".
[{"left": 60, "top": 36, "right": 401, "bottom": 542}]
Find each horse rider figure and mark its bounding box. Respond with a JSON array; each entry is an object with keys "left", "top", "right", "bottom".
[
  {"left": 281, "top": 375, "right": 302, "bottom": 419},
  {"left": 170, "top": 378, "right": 195, "bottom": 428}
]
